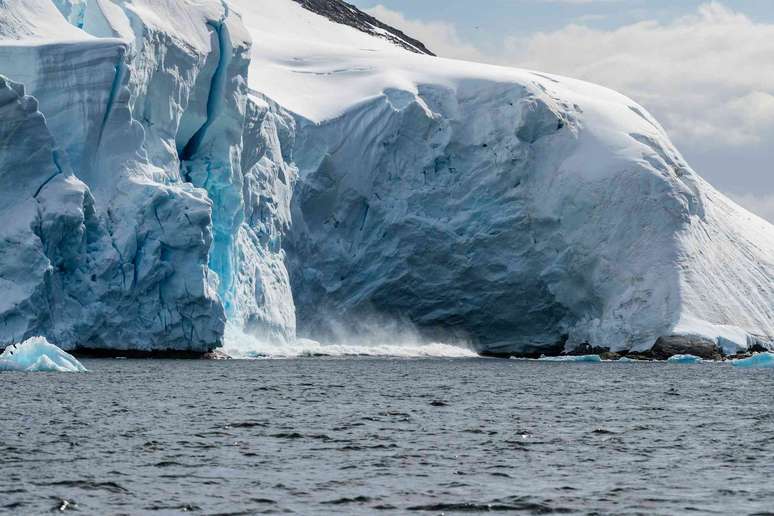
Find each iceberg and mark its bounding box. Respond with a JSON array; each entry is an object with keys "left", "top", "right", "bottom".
[
  {"left": 0, "top": 0, "right": 772, "bottom": 357},
  {"left": 667, "top": 354, "right": 703, "bottom": 364},
  {"left": 731, "top": 353, "right": 774, "bottom": 369},
  {"left": 0, "top": 337, "right": 87, "bottom": 372}
]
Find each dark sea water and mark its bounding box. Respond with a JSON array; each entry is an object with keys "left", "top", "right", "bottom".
[{"left": 2, "top": 358, "right": 774, "bottom": 515}]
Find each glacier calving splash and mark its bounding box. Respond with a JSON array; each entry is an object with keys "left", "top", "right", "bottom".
[{"left": 0, "top": 0, "right": 772, "bottom": 355}]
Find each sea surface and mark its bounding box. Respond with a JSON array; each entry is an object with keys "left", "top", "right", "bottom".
[{"left": 2, "top": 357, "right": 774, "bottom": 515}]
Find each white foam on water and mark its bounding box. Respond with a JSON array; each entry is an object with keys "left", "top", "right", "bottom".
[{"left": 222, "top": 326, "right": 478, "bottom": 359}]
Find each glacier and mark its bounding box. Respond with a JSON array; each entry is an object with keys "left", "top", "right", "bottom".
[{"left": 0, "top": 0, "right": 772, "bottom": 357}]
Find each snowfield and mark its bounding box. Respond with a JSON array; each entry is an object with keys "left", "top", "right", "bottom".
[{"left": 0, "top": 0, "right": 772, "bottom": 355}]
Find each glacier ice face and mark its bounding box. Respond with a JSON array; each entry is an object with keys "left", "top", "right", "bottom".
[
  {"left": 0, "top": 0, "right": 297, "bottom": 352},
  {"left": 0, "top": 0, "right": 772, "bottom": 356},
  {"left": 0, "top": 1, "right": 227, "bottom": 351},
  {"left": 0, "top": 337, "right": 87, "bottom": 372},
  {"left": 234, "top": 0, "right": 774, "bottom": 355},
  {"left": 285, "top": 82, "right": 685, "bottom": 352}
]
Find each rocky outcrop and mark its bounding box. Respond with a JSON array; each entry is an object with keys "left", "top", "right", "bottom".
[
  {"left": 650, "top": 336, "right": 723, "bottom": 361},
  {"left": 291, "top": 0, "right": 434, "bottom": 55}
]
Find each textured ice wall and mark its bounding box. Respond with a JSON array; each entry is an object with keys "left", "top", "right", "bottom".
[
  {"left": 286, "top": 80, "right": 774, "bottom": 354},
  {"left": 233, "top": 96, "right": 297, "bottom": 343},
  {"left": 75, "top": 0, "right": 297, "bottom": 346},
  {"left": 0, "top": 0, "right": 296, "bottom": 351},
  {"left": 1, "top": 0, "right": 772, "bottom": 355},
  {"left": 0, "top": 1, "right": 227, "bottom": 351},
  {"left": 287, "top": 83, "right": 677, "bottom": 352}
]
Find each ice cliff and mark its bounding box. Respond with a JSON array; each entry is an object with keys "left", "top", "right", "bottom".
[
  {"left": 0, "top": 0, "right": 772, "bottom": 355},
  {"left": 0, "top": 0, "right": 293, "bottom": 351}
]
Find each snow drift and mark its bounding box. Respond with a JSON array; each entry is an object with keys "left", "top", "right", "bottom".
[{"left": 0, "top": 0, "right": 772, "bottom": 356}]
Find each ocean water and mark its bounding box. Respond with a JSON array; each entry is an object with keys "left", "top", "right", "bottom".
[{"left": 2, "top": 358, "right": 774, "bottom": 514}]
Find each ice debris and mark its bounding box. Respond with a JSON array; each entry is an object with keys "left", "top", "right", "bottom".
[
  {"left": 667, "top": 354, "right": 703, "bottom": 364},
  {"left": 538, "top": 355, "right": 603, "bottom": 363}
]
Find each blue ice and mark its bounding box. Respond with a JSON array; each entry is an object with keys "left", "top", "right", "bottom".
[
  {"left": 0, "top": 337, "right": 87, "bottom": 372},
  {"left": 731, "top": 353, "right": 774, "bottom": 369}
]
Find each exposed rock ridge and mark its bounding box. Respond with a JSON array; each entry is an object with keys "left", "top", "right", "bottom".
[{"left": 291, "top": 0, "right": 435, "bottom": 55}]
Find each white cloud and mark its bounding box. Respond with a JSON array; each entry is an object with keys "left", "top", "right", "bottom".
[
  {"left": 503, "top": 3, "right": 774, "bottom": 149},
  {"left": 365, "top": 2, "right": 774, "bottom": 222}
]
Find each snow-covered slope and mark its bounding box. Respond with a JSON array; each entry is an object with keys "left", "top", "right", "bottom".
[
  {"left": 0, "top": 0, "right": 772, "bottom": 355},
  {"left": 231, "top": 0, "right": 774, "bottom": 353}
]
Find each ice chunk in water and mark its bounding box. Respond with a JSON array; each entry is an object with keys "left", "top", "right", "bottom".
[
  {"left": 0, "top": 337, "right": 87, "bottom": 372},
  {"left": 731, "top": 353, "right": 774, "bottom": 369},
  {"left": 538, "top": 355, "right": 602, "bottom": 363},
  {"left": 667, "top": 354, "right": 703, "bottom": 364}
]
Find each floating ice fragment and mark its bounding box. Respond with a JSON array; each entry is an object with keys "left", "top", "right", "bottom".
[
  {"left": 538, "top": 355, "right": 602, "bottom": 363},
  {"left": 0, "top": 337, "right": 87, "bottom": 372},
  {"left": 667, "top": 354, "right": 703, "bottom": 364},
  {"left": 731, "top": 353, "right": 774, "bottom": 369}
]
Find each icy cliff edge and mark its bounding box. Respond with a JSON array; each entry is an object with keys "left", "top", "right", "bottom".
[{"left": 0, "top": 0, "right": 772, "bottom": 355}]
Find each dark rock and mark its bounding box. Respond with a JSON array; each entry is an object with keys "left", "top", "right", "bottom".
[
  {"left": 72, "top": 347, "right": 212, "bottom": 359},
  {"left": 599, "top": 352, "right": 621, "bottom": 361},
  {"left": 479, "top": 339, "right": 565, "bottom": 359},
  {"left": 651, "top": 335, "right": 722, "bottom": 361},
  {"left": 292, "top": 0, "right": 435, "bottom": 56},
  {"left": 202, "top": 349, "right": 232, "bottom": 360},
  {"left": 568, "top": 342, "right": 610, "bottom": 356}
]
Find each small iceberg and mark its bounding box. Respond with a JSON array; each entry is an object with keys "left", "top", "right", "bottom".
[
  {"left": 731, "top": 353, "right": 774, "bottom": 369},
  {"left": 667, "top": 354, "right": 703, "bottom": 364},
  {"left": 538, "top": 355, "right": 602, "bottom": 363},
  {"left": 0, "top": 337, "right": 87, "bottom": 372}
]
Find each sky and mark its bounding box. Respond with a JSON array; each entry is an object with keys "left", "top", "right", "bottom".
[{"left": 350, "top": 0, "right": 774, "bottom": 222}]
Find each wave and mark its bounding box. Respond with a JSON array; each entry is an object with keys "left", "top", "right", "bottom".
[{"left": 222, "top": 326, "right": 478, "bottom": 359}]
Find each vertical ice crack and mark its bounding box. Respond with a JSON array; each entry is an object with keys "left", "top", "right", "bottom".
[
  {"left": 97, "top": 48, "right": 128, "bottom": 150},
  {"left": 180, "top": 17, "right": 232, "bottom": 162},
  {"left": 177, "top": 5, "right": 245, "bottom": 318}
]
